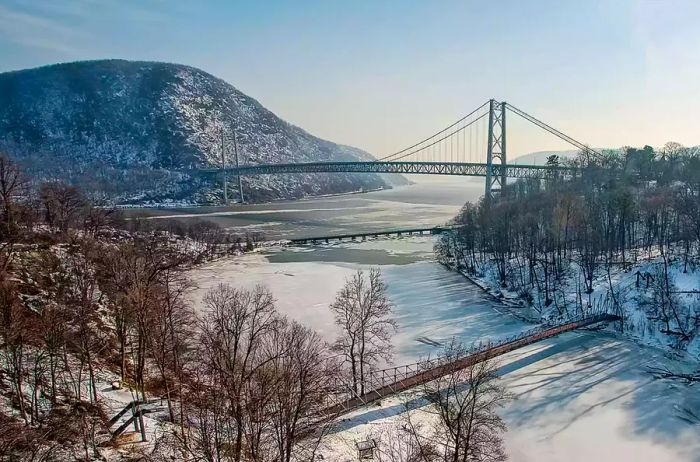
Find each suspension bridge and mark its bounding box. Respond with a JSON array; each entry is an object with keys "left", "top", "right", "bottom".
[
  {"left": 321, "top": 312, "right": 619, "bottom": 420},
  {"left": 199, "top": 99, "right": 602, "bottom": 203},
  {"left": 107, "top": 312, "right": 619, "bottom": 442}
]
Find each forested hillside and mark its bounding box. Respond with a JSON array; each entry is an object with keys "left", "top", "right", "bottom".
[
  {"left": 0, "top": 60, "right": 398, "bottom": 204},
  {"left": 437, "top": 144, "right": 700, "bottom": 359},
  {"left": 0, "top": 153, "right": 337, "bottom": 459}
]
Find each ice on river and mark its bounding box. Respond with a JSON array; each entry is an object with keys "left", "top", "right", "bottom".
[
  {"left": 383, "top": 262, "right": 527, "bottom": 364},
  {"left": 323, "top": 331, "right": 700, "bottom": 462},
  {"left": 188, "top": 240, "right": 700, "bottom": 461},
  {"left": 189, "top": 251, "right": 351, "bottom": 341},
  {"left": 189, "top": 245, "right": 527, "bottom": 365}
]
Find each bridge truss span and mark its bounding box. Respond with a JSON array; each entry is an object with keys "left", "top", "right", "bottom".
[
  {"left": 203, "top": 160, "right": 578, "bottom": 180},
  {"left": 196, "top": 98, "right": 601, "bottom": 203}
]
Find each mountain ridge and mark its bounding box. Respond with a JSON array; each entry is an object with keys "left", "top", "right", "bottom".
[{"left": 0, "top": 59, "right": 400, "bottom": 204}]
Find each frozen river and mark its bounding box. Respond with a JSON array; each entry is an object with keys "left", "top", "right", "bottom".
[
  {"left": 189, "top": 236, "right": 700, "bottom": 462},
  {"left": 190, "top": 237, "right": 527, "bottom": 364},
  {"left": 125, "top": 176, "right": 482, "bottom": 239}
]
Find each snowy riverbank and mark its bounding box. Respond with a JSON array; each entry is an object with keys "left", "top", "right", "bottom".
[
  {"left": 187, "top": 237, "right": 700, "bottom": 461},
  {"left": 439, "top": 243, "right": 700, "bottom": 364}
]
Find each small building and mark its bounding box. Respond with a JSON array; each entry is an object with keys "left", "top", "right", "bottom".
[{"left": 356, "top": 439, "right": 377, "bottom": 460}]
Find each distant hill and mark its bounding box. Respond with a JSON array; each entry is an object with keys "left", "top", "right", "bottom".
[
  {"left": 0, "top": 60, "right": 402, "bottom": 204},
  {"left": 510, "top": 150, "right": 581, "bottom": 165}
]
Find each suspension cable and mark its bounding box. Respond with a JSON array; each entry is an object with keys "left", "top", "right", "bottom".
[
  {"left": 378, "top": 99, "right": 600, "bottom": 164},
  {"left": 378, "top": 100, "right": 490, "bottom": 161},
  {"left": 505, "top": 103, "right": 603, "bottom": 159},
  {"left": 383, "top": 111, "right": 489, "bottom": 162}
]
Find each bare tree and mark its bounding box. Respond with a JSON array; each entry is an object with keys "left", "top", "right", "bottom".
[
  {"left": 64, "top": 240, "right": 107, "bottom": 403},
  {"left": 39, "top": 182, "right": 89, "bottom": 234},
  {"left": 0, "top": 153, "right": 28, "bottom": 240},
  {"left": 97, "top": 236, "right": 189, "bottom": 397},
  {"left": 198, "top": 283, "right": 278, "bottom": 462},
  {"left": 422, "top": 341, "right": 512, "bottom": 462},
  {"left": 0, "top": 277, "right": 30, "bottom": 424},
  {"left": 180, "top": 361, "right": 228, "bottom": 461},
  {"left": 330, "top": 268, "right": 396, "bottom": 396},
  {"left": 372, "top": 416, "right": 441, "bottom": 462},
  {"left": 146, "top": 267, "right": 195, "bottom": 425},
  {"left": 175, "top": 284, "right": 335, "bottom": 462},
  {"left": 268, "top": 318, "right": 329, "bottom": 462}
]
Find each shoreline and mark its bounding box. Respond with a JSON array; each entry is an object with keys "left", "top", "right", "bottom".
[
  {"left": 437, "top": 252, "right": 700, "bottom": 368},
  {"left": 440, "top": 261, "right": 542, "bottom": 324},
  {"left": 113, "top": 185, "right": 395, "bottom": 210}
]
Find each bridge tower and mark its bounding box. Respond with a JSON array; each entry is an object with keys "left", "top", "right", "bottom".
[
  {"left": 232, "top": 128, "right": 245, "bottom": 203},
  {"left": 484, "top": 99, "right": 507, "bottom": 202}
]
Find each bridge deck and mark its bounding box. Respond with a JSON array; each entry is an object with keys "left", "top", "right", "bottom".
[
  {"left": 323, "top": 313, "right": 619, "bottom": 418},
  {"left": 289, "top": 226, "right": 449, "bottom": 244},
  {"left": 198, "top": 161, "right": 577, "bottom": 179}
]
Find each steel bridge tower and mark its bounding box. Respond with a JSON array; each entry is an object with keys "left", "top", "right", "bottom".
[{"left": 484, "top": 99, "right": 506, "bottom": 202}]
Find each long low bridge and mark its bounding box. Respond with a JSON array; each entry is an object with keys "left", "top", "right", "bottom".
[
  {"left": 288, "top": 225, "right": 454, "bottom": 245},
  {"left": 322, "top": 313, "right": 619, "bottom": 418}
]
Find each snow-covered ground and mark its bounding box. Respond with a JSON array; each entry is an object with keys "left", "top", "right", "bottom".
[
  {"left": 321, "top": 331, "right": 700, "bottom": 462},
  {"left": 447, "top": 243, "right": 700, "bottom": 361},
  {"left": 96, "top": 374, "right": 168, "bottom": 459},
  {"left": 188, "top": 237, "right": 700, "bottom": 461}
]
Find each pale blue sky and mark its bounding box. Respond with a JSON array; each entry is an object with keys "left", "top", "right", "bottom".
[{"left": 0, "top": 0, "right": 698, "bottom": 157}]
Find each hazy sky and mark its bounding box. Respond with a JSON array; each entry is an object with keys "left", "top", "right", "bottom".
[{"left": 0, "top": 0, "right": 698, "bottom": 158}]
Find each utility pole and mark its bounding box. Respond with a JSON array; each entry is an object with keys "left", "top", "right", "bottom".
[
  {"left": 232, "top": 127, "right": 244, "bottom": 203},
  {"left": 221, "top": 131, "right": 228, "bottom": 205}
]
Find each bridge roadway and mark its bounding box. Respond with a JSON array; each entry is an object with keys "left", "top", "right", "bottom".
[
  {"left": 322, "top": 313, "right": 620, "bottom": 418},
  {"left": 198, "top": 161, "right": 577, "bottom": 179},
  {"left": 288, "top": 225, "right": 452, "bottom": 245}
]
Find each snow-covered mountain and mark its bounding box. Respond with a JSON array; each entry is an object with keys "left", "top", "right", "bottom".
[{"left": 0, "top": 59, "right": 400, "bottom": 204}]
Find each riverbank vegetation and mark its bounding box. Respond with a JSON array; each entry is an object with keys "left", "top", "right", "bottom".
[
  {"left": 436, "top": 144, "right": 700, "bottom": 366},
  {"left": 0, "top": 152, "right": 506, "bottom": 461},
  {"left": 0, "top": 153, "right": 274, "bottom": 459}
]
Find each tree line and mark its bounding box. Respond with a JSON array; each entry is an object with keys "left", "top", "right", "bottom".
[{"left": 436, "top": 143, "right": 700, "bottom": 348}]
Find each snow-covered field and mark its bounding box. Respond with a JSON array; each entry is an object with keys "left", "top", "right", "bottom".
[{"left": 188, "top": 238, "right": 700, "bottom": 461}]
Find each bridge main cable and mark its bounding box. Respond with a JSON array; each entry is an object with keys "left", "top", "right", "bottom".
[
  {"left": 504, "top": 103, "right": 604, "bottom": 160},
  {"left": 382, "top": 112, "right": 489, "bottom": 162},
  {"left": 378, "top": 100, "right": 490, "bottom": 161}
]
